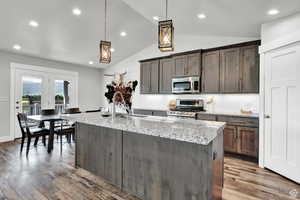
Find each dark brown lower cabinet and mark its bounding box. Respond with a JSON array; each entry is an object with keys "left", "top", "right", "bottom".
[
  {"left": 75, "top": 123, "right": 123, "bottom": 187},
  {"left": 223, "top": 125, "right": 258, "bottom": 158},
  {"left": 237, "top": 127, "right": 259, "bottom": 157},
  {"left": 223, "top": 125, "right": 238, "bottom": 153},
  {"left": 122, "top": 131, "right": 223, "bottom": 200}
]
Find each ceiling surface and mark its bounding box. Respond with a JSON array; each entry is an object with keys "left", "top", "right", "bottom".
[{"left": 1, "top": 0, "right": 300, "bottom": 68}]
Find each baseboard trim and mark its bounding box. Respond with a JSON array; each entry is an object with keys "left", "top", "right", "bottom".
[{"left": 0, "top": 136, "right": 13, "bottom": 143}]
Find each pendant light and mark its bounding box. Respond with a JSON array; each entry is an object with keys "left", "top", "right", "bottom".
[
  {"left": 100, "top": 0, "right": 111, "bottom": 64},
  {"left": 158, "top": 0, "right": 174, "bottom": 52}
]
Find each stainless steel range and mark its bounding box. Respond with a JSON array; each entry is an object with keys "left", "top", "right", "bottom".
[{"left": 167, "top": 99, "right": 205, "bottom": 118}]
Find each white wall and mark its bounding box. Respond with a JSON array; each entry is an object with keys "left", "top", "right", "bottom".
[
  {"left": 261, "top": 12, "right": 300, "bottom": 45},
  {"left": 0, "top": 50, "right": 104, "bottom": 140},
  {"left": 103, "top": 34, "right": 260, "bottom": 113}
]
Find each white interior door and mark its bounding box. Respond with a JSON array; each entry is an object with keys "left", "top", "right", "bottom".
[
  {"left": 14, "top": 69, "right": 47, "bottom": 138},
  {"left": 264, "top": 43, "right": 300, "bottom": 184}
]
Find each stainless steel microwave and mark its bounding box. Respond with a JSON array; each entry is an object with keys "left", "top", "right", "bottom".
[{"left": 172, "top": 76, "right": 200, "bottom": 94}]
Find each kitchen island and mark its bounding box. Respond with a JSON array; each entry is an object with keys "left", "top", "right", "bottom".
[{"left": 64, "top": 113, "right": 225, "bottom": 200}]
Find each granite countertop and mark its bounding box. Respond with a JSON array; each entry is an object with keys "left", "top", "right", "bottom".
[
  {"left": 133, "top": 108, "right": 259, "bottom": 118},
  {"left": 197, "top": 111, "right": 259, "bottom": 119},
  {"left": 63, "top": 112, "right": 225, "bottom": 145}
]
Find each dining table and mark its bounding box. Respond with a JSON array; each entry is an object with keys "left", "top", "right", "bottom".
[{"left": 27, "top": 114, "right": 64, "bottom": 153}]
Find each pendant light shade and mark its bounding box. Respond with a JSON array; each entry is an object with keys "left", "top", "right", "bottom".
[
  {"left": 100, "top": 0, "right": 111, "bottom": 64},
  {"left": 100, "top": 40, "right": 111, "bottom": 64},
  {"left": 158, "top": 0, "right": 174, "bottom": 52},
  {"left": 158, "top": 20, "right": 174, "bottom": 52}
]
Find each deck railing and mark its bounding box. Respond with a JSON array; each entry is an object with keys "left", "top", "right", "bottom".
[{"left": 22, "top": 104, "right": 66, "bottom": 115}]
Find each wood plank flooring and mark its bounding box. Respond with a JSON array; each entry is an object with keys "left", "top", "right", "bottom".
[{"left": 0, "top": 139, "right": 299, "bottom": 200}]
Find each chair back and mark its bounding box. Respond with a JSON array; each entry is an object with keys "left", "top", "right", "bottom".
[
  {"left": 17, "top": 113, "right": 31, "bottom": 138},
  {"left": 64, "top": 108, "right": 81, "bottom": 114},
  {"left": 41, "top": 109, "right": 56, "bottom": 116},
  {"left": 85, "top": 107, "right": 102, "bottom": 113}
]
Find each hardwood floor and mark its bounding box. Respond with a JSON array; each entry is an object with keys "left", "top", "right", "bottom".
[{"left": 0, "top": 139, "right": 299, "bottom": 200}]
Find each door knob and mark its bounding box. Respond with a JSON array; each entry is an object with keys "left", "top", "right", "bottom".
[{"left": 264, "top": 115, "right": 271, "bottom": 119}]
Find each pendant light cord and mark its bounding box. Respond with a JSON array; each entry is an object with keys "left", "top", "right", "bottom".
[
  {"left": 165, "top": 0, "right": 168, "bottom": 20},
  {"left": 104, "top": 0, "right": 107, "bottom": 40}
]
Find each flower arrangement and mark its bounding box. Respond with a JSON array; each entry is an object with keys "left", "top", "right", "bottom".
[{"left": 104, "top": 75, "right": 138, "bottom": 113}]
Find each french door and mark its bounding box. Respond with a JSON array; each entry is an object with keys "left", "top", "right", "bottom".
[
  {"left": 264, "top": 42, "right": 300, "bottom": 183},
  {"left": 12, "top": 65, "right": 78, "bottom": 139}
]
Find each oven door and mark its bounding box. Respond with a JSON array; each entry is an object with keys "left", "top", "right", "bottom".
[{"left": 172, "top": 78, "right": 192, "bottom": 94}]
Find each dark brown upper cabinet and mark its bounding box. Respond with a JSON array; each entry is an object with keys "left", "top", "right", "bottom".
[
  {"left": 220, "top": 48, "right": 241, "bottom": 93},
  {"left": 140, "top": 60, "right": 159, "bottom": 94},
  {"left": 173, "top": 53, "right": 201, "bottom": 77},
  {"left": 240, "top": 45, "right": 259, "bottom": 93},
  {"left": 140, "top": 62, "right": 151, "bottom": 94},
  {"left": 186, "top": 53, "right": 201, "bottom": 76},
  {"left": 202, "top": 51, "right": 221, "bottom": 93},
  {"left": 173, "top": 55, "right": 187, "bottom": 77},
  {"left": 139, "top": 40, "right": 260, "bottom": 95},
  {"left": 159, "top": 58, "right": 174, "bottom": 94}
]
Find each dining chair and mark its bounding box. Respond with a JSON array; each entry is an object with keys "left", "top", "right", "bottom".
[
  {"left": 53, "top": 107, "right": 78, "bottom": 152},
  {"left": 41, "top": 109, "right": 57, "bottom": 115},
  {"left": 85, "top": 107, "right": 102, "bottom": 113},
  {"left": 55, "top": 121, "right": 75, "bottom": 153},
  {"left": 64, "top": 107, "right": 81, "bottom": 114},
  {"left": 17, "top": 113, "right": 50, "bottom": 156}
]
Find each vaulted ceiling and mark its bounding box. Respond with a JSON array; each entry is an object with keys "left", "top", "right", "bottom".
[{"left": 1, "top": 0, "right": 300, "bottom": 68}]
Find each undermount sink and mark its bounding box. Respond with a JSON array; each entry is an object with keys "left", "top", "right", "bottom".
[
  {"left": 142, "top": 116, "right": 176, "bottom": 123},
  {"left": 126, "top": 114, "right": 176, "bottom": 123}
]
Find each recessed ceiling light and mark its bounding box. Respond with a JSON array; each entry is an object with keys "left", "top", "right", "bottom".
[
  {"left": 197, "top": 13, "right": 207, "bottom": 19},
  {"left": 29, "top": 20, "right": 39, "bottom": 27},
  {"left": 153, "top": 16, "right": 159, "bottom": 21},
  {"left": 73, "top": 8, "right": 82, "bottom": 16},
  {"left": 268, "top": 9, "right": 279, "bottom": 15},
  {"left": 120, "top": 31, "right": 127, "bottom": 37},
  {"left": 89, "top": 61, "right": 94, "bottom": 65},
  {"left": 13, "top": 44, "right": 21, "bottom": 50},
  {"left": 110, "top": 48, "right": 115, "bottom": 52}
]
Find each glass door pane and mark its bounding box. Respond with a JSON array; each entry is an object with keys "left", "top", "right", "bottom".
[
  {"left": 21, "top": 76, "right": 42, "bottom": 116},
  {"left": 54, "top": 80, "right": 70, "bottom": 113}
]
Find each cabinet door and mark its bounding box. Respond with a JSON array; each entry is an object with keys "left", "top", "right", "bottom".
[
  {"left": 133, "top": 109, "right": 153, "bottom": 116},
  {"left": 150, "top": 60, "right": 159, "bottom": 93},
  {"left": 173, "top": 55, "right": 187, "bottom": 77},
  {"left": 223, "top": 125, "right": 237, "bottom": 153},
  {"left": 201, "top": 51, "right": 220, "bottom": 93},
  {"left": 140, "top": 62, "right": 151, "bottom": 94},
  {"left": 220, "top": 48, "right": 240, "bottom": 93},
  {"left": 186, "top": 53, "right": 201, "bottom": 76},
  {"left": 159, "top": 58, "right": 174, "bottom": 94},
  {"left": 240, "top": 45, "right": 259, "bottom": 93},
  {"left": 237, "top": 127, "right": 258, "bottom": 158}
]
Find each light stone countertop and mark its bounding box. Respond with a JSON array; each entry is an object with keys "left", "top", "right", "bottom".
[
  {"left": 197, "top": 111, "right": 259, "bottom": 119},
  {"left": 63, "top": 112, "right": 225, "bottom": 145},
  {"left": 133, "top": 108, "right": 259, "bottom": 118}
]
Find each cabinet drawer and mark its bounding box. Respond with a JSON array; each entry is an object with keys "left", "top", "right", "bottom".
[
  {"left": 133, "top": 109, "right": 153, "bottom": 116},
  {"left": 217, "top": 116, "right": 258, "bottom": 127},
  {"left": 197, "top": 114, "right": 217, "bottom": 121},
  {"left": 152, "top": 111, "right": 167, "bottom": 117}
]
